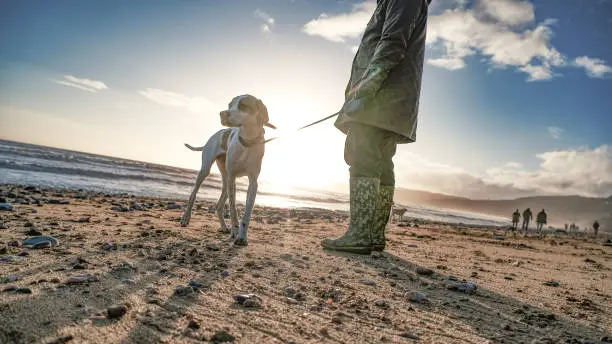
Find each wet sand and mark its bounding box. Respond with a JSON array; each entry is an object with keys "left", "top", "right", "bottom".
[{"left": 1, "top": 185, "right": 611, "bottom": 343}]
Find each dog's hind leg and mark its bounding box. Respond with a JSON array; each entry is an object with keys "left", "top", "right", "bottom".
[
  {"left": 234, "top": 174, "right": 258, "bottom": 246},
  {"left": 180, "top": 149, "right": 217, "bottom": 227},
  {"left": 215, "top": 157, "right": 230, "bottom": 233},
  {"left": 227, "top": 173, "right": 240, "bottom": 238}
]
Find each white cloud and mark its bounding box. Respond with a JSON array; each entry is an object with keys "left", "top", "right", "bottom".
[
  {"left": 476, "top": 0, "right": 535, "bottom": 26},
  {"left": 573, "top": 56, "right": 612, "bottom": 78},
  {"left": 138, "top": 88, "right": 217, "bottom": 114},
  {"left": 394, "top": 146, "right": 612, "bottom": 199},
  {"left": 427, "top": 7, "right": 565, "bottom": 81},
  {"left": 302, "top": 1, "right": 376, "bottom": 43},
  {"left": 547, "top": 126, "right": 564, "bottom": 140},
  {"left": 255, "top": 9, "right": 275, "bottom": 34},
  {"left": 53, "top": 75, "right": 108, "bottom": 92},
  {"left": 485, "top": 145, "right": 612, "bottom": 198}
]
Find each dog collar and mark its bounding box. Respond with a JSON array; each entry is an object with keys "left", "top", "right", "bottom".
[{"left": 239, "top": 135, "right": 265, "bottom": 147}]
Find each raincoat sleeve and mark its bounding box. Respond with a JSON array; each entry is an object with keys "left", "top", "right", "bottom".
[{"left": 353, "top": 0, "right": 424, "bottom": 99}]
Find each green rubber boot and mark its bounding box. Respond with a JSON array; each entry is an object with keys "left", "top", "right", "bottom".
[
  {"left": 321, "top": 177, "right": 379, "bottom": 255},
  {"left": 372, "top": 186, "right": 394, "bottom": 252}
]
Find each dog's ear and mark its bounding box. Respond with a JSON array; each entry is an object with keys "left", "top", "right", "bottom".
[{"left": 255, "top": 98, "right": 269, "bottom": 126}]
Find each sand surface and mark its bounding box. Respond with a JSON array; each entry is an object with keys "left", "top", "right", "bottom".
[{"left": 1, "top": 185, "right": 611, "bottom": 344}]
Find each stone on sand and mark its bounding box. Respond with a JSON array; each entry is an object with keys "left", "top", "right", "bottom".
[{"left": 23, "top": 235, "right": 59, "bottom": 248}]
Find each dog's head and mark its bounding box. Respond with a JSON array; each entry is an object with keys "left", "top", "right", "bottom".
[{"left": 220, "top": 94, "right": 276, "bottom": 129}]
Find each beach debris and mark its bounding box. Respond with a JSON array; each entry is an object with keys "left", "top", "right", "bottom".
[
  {"left": 415, "top": 267, "right": 434, "bottom": 276},
  {"left": 0, "top": 203, "right": 13, "bottom": 211},
  {"left": 211, "top": 330, "right": 235, "bottom": 343},
  {"left": 234, "top": 293, "right": 262, "bottom": 308},
  {"left": 543, "top": 280, "right": 560, "bottom": 287},
  {"left": 407, "top": 291, "right": 428, "bottom": 303},
  {"left": 107, "top": 304, "right": 129, "bottom": 319},
  {"left": 447, "top": 281, "right": 478, "bottom": 294},
  {"left": 360, "top": 279, "right": 377, "bottom": 287},
  {"left": 22, "top": 236, "right": 59, "bottom": 248}
]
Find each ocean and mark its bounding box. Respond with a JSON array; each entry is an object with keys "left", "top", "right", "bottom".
[{"left": 0, "top": 139, "right": 508, "bottom": 227}]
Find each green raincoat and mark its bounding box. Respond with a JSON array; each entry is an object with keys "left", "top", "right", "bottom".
[{"left": 335, "top": 0, "right": 429, "bottom": 143}]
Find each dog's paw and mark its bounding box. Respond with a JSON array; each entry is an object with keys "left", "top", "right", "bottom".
[{"left": 233, "top": 237, "right": 248, "bottom": 246}]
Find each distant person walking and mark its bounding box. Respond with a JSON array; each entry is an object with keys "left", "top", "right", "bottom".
[
  {"left": 522, "top": 208, "right": 532, "bottom": 232},
  {"left": 536, "top": 209, "right": 547, "bottom": 232},
  {"left": 593, "top": 220, "right": 600, "bottom": 238},
  {"left": 511, "top": 209, "right": 521, "bottom": 231}
]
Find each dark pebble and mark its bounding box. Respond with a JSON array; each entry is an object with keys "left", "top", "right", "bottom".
[
  {"left": 16, "top": 287, "right": 32, "bottom": 294},
  {"left": 187, "top": 320, "right": 200, "bottom": 329},
  {"left": 211, "top": 330, "right": 235, "bottom": 343},
  {"left": 107, "top": 304, "right": 128, "bottom": 319},
  {"left": 416, "top": 267, "right": 434, "bottom": 276}
]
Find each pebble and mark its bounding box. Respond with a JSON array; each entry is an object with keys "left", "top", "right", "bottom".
[
  {"left": 407, "top": 244, "right": 418, "bottom": 248},
  {"left": 121, "top": 279, "right": 136, "bottom": 285},
  {"left": 494, "top": 236, "right": 505, "bottom": 241},
  {"left": 206, "top": 243, "right": 220, "bottom": 251},
  {"left": 166, "top": 203, "right": 182, "bottom": 210},
  {"left": 23, "top": 236, "right": 59, "bottom": 248},
  {"left": 66, "top": 275, "right": 97, "bottom": 284},
  {"left": 2, "top": 275, "right": 20, "bottom": 283},
  {"left": 0, "top": 203, "right": 13, "bottom": 211},
  {"left": 16, "top": 251, "right": 29, "bottom": 257},
  {"left": 211, "top": 330, "right": 235, "bottom": 343},
  {"left": 447, "top": 281, "right": 478, "bottom": 294},
  {"left": 3, "top": 285, "right": 18, "bottom": 292},
  {"left": 111, "top": 206, "right": 129, "bottom": 212},
  {"left": 360, "top": 279, "right": 377, "bottom": 287},
  {"left": 7, "top": 240, "right": 20, "bottom": 247},
  {"left": 374, "top": 299, "right": 390, "bottom": 308},
  {"left": 24, "top": 228, "right": 42, "bottom": 236},
  {"left": 15, "top": 287, "right": 32, "bottom": 294},
  {"left": 543, "top": 280, "right": 560, "bottom": 287},
  {"left": 234, "top": 294, "right": 262, "bottom": 308},
  {"left": 107, "top": 304, "right": 128, "bottom": 319},
  {"left": 187, "top": 320, "right": 200, "bottom": 330},
  {"left": 407, "top": 291, "right": 427, "bottom": 303},
  {"left": 188, "top": 280, "right": 203, "bottom": 288},
  {"left": 102, "top": 243, "right": 118, "bottom": 251},
  {"left": 221, "top": 270, "right": 230, "bottom": 278},
  {"left": 174, "top": 286, "right": 196, "bottom": 296},
  {"left": 283, "top": 287, "right": 304, "bottom": 301},
  {"left": 448, "top": 275, "right": 458, "bottom": 281},
  {"left": 416, "top": 267, "right": 434, "bottom": 276},
  {"left": 284, "top": 297, "right": 299, "bottom": 304},
  {"left": 77, "top": 217, "right": 90, "bottom": 223},
  {"left": 399, "top": 332, "right": 419, "bottom": 340}
]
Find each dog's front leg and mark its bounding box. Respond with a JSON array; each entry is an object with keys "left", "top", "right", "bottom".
[
  {"left": 227, "top": 174, "right": 240, "bottom": 238},
  {"left": 234, "top": 176, "right": 258, "bottom": 246},
  {"left": 181, "top": 154, "right": 215, "bottom": 227}
]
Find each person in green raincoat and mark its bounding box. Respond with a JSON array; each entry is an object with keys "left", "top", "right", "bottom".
[
  {"left": 321, "top": 0, "right": 431, "bottom": 254},
  {"left": 522, "top": 208, "right": 533, "bottom": 232},
  {"left": 536, "top": 209, "right": 547, "bottom": 232}
]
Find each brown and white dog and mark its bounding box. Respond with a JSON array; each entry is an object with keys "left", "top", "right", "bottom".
[{"left": 180, "top": 94, "right": 275, "bottom": 246}]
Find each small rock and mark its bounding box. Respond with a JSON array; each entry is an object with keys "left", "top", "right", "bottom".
[
  {"left": 543, "top": 280, "right": 560, "bottom": 287},
  {"left": 211, "top": 330, "right": 235, "bottom": 343},
  {"left": 504, "top": 276, "right": 513, "bottom": 280},
  {"left": 284, "top": 297, "right": 299, "bottom": 304},
  {"left": 584, "top": 258, "right": 596, "bottom": 263},
  {"left": 16, "top": 251, "right": 29, "bottom": 257},
  {"left": 23, "top": 236, "right": 59, "bottom": 248},
  {"left": 111, "top": 206, "right": 129, "bottom": 212},
  {"left": 174, "top": 286, "right": 196, "bottom": 296},
  {"left": 283, "top": 286, "right": 304, "bottom": 301},
  {"left": 187, "top": 319, "right": 200, "bottom": 330},
  {"left": 107, "top": 304, "right": 128, "bottom": 319},
  {"left": 0, "top": 203, "right": 13, "bottom": 211},
  {"left": 399, "top": 332, "right": 419, "bottom": 340},
  {"left": 600, "top": 336, "right": 612, "bottom": 343},
  {"left": 416, "top": 267, "right": 434, "bottom": 276},
  {"left": 447, "top": 282, "right": 478, "bottom": 294},
  {"left": 77, "top": 217, "right": 90, "bottom": 223},
  {"left": 1, "top": 275, "right": 20, "bottom": 283},
  {"left": 72, "top": 263, "right": 87, "bottom": 270},
  {"left": 407, "top": 244, "right": 418, "bottom": 248},
  {"left": 24, "top": 228, "right": 42, "bottom": 236},
  {"left": 3, "top": 285, "right": 18, "bottom": 292},
  {"left": 206, "top": 243, "right": 220, "bottom": 251},
  {"left": 166, "top": 203, "right": 182, "bottom": 210},
  {"left": 7, "top": 240, "right": 20, "bottom": 247},
  {"left": 188, "top": 280, "right": 203, "bottom": 288},
  {"left": 360, "top": 279, "right": 377, "bottom": 287},
  {"left": 448, "top": 275, "right": 458, "bottom": 281},
  {"left": 121, "top": 279, "right": 136, "bottom": 285},
  {"left": 102, "top": 243, "right": 118, "bottom": 251},
  {"left": 494, "top": 236, "right": 505, "bottom": 241},
  {"left": 374, "top": 299, "right": 390, "bottom": 308},
  {"left": 234, "top": 293, "right": 262, "bottom": 308},
  {"left": 15, "top": 287, "right": 32, "bottom": 294},
  {"left": 221, "top": 270, "right": 230, "bottom": 278},
  {"left": 407, "top": 291, "right": 427, "bottom": 303}
]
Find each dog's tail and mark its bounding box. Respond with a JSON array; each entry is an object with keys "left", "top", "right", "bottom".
[{"left": 184, "top": 143, "right": 204, "bottom": 151}]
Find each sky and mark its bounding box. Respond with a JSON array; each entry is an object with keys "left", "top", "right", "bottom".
[{"left": 0, "top": 0, "right": 611, "bottom": 200}]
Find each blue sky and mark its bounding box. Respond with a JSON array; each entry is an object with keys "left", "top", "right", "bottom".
[{"left": 1, "top": 0, "right": 611, "bottom": 199}]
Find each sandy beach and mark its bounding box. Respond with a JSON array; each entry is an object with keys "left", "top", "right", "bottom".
[{"left": 1, "top": 184, "right": 611, "bottom": 344}]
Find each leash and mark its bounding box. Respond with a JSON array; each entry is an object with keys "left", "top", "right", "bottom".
[{"left": 264, "top": 111, "right": 340, "bottom": 143}]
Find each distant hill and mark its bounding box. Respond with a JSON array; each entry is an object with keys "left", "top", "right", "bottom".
[{"left": 394, "top": 188, "right": 612, "bottom": 232}]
